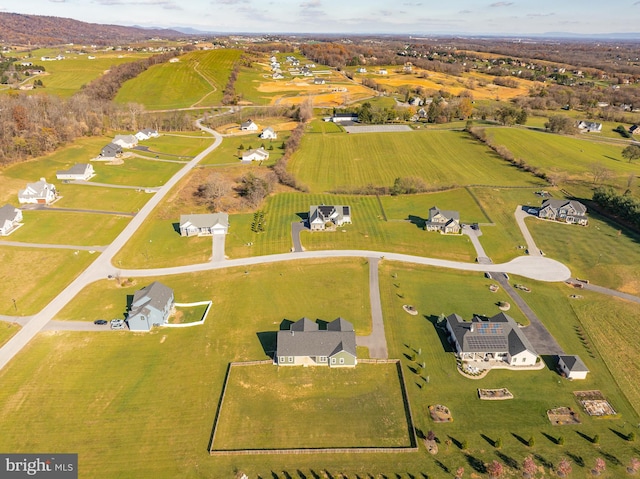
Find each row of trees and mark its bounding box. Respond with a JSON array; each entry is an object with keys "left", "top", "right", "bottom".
[{"left": 593, "top": 186, "right": 640, "bottom": 230}]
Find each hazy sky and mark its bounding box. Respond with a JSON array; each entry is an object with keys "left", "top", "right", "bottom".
[{"left": 2, "top": 0, "right": 639, "bottom": 35}]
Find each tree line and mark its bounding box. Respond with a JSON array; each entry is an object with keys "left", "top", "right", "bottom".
[{"left": 593, "top": 186, "right": 640, "bottom": 230}]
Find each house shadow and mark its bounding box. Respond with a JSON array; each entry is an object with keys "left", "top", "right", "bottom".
[
  {"left": 125, "top": 294, "right": 134, "bottom": 314},
  {"left": 280, "top": 319, "right": 294, "bottom": 330},
  {"left": 316, "top": 319, "right": 328, "bottom": 330},
  {"left": 256, "top": 332, "right": 277, "bottom": 359},
  {"left": 407, "top": 215, "right": 426, "bottom": 229},
  {"left": 541, "top": 355, "right": 559, "bottom": 372},
  {"left": 172, "top": 222, "right": 181, "bottom": 235},
  {"left": 295, "top": 212, "right": 309, "bottom": 222},
  {"left": 425, "top": 315, "right": 455, "bottom": 353}
]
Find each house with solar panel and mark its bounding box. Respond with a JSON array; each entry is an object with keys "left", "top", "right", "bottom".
[
  {"left": 309, "top": 205, "right": 351, "bottom": 231},
  {"left": 445, "top": 312, "right": 538, "bottom": 367},
  {"left": 275, "top": 317, "right": 357, "bottom": 367}
]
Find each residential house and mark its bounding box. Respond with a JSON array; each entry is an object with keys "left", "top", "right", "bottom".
[
  {"left": 135, "top": 128, "right": 159, "bottom": 141},
  {"left": 240, "top": 119, "right": 259, "bottom": 131},
  {"left": 272, "top": 72, "right": 284, "bottom": 80},
  {"left": 99, "top": 143, "right": 123, "bottom": 159},
  {"left": 56, "top": 163, "right": 95, "bottom": 181},
  {"left": 577, "top": 121, "right": 602, "bottom": 132},
  {"left": 629, "top": 125, "right": 639, "bottom": 135},
  {"left": 409, "top": 97, "right": 424, "bottom": 106},
  {"left": 557, "top": 355, "right": 589, "bottom": 380},
  {"left": 538, "top": 199, "right": 588, "bottom": 225},
  {"left": 309, "top": 205, "right": 351, "bottom": 231},
  {"left": 127, "top": 282, "right": 175, "bottom": 332},
  {"left": 18, "top": 178, "right": 57, "bottom": 205},
  {"left": 313, "top": 77, "right": 325, "bottom": 85},
  {"left": 356, "top": 67, "right": 367, "bottom": 73},
  {"left": 0, "top": 205, "right": 23, "bottom": 236},
  {"left": 179, "top": 213, "right": 229, "bottom": 236},
  {"left": 378, "top": 69, "right": 388, "bottom": 75},
  {"left": 403, "top": 62, "right": 413, "bottom": 73},
  {"left": 331, "top": 113, "right": 359, "bottom": 123},
  {"left": 241, "top": 147, "right": 270, "bottom": 162},
  {"left": 112, "top": 134, "right": 138, "bottom": 149},
  {"left": 445, "top": 312, "right": 538, "bottom": 367},
  {"left": 425, "top": 206, "right": 461, "bottom": 234},
  {"left": 169, "top": 57, "right": 180, "bottom": 63},
  {"left": 275, "top": 317, "right": 357, "bottom": 367},
  {"left": 259, "top": 127, "right": 277, "bottom": 140}
]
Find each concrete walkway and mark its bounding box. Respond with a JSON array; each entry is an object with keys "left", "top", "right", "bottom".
[
  {"left": 0, "top": 241, "right": 106, "bottom": 252},
  {"left": 290, "top": 222, "right": 306, "bottom": 252},
  {"left": 356, "top": 258, "right": 388, "bottom": 359},
  {"left": 462, "top": 224, "right": 492, "bottom": 264},
  {"left": 514, "top": 205, "right": 542, "bottom": 256}
]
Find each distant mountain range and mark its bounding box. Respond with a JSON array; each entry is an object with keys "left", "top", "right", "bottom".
[{"left": 0, "top": 12, "right": 184, "bottom": 45}]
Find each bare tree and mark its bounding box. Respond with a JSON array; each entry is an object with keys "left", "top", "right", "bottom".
[
  {"left": 589, "top": 162, "right": 613, "bottom": 185},
  {"left": 194, "top": 173, "right": 231, "bottom": 211}
]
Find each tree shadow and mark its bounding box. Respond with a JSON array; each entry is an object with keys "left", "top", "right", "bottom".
[
  {"left": 172, "top": 222, "right": 181, "bottom": 235},
  {"left": 511, "top": 433, "right": 529, "bottom": 446},
  {"left": 465, "top": 453, "right": 486, "bottom": 474},
  {"left": 407, "top": 215, "right": 426, "bottom": 229},
  {"left": 448, "top": 435, "right": 463, "bottom": 449},
  {"left": 534, "top": 454, "right": 553, "bottom": 470},
  {"left": 296, "top": 470, "right": 307, "bottom": 479},
  {"left": 415, "top": 428, "right": 425, "bottom": 439},
  {"left": 481, "top": 434, "right": 496, "bottom": 447},
  {"left": 283, "top": 472, "right": 292, "bottom": 479},
  {"left": 434, "top": 460, "right": 449, "bottom": 474},
  {"left": 495, "top": 451, "right": 519, "bottom": 470},
  {"left": 542, "top": 432, "right": 560, "bottom": 445},
  {"left": 576, "top": 430, "right": 594, "bottom": 443},
  {"left": 609, "top": 428, "right": 629, "bottom": 441},
  {"left": 309, "top": 471, "right": 321, "bottom": 479},
  {"left": 425, "top": 315, "right": 455, "bottom": 353},
  {"left": 601, "top": 450, "right": 622, "bottom": 466},
  {"left": 256, "top": 332, "right": 277, "bottom": 358},
  {"left": 566, "top": 452, "right": 584, "bottom": 467}
]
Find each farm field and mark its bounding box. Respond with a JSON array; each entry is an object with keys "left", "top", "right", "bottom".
[
  {"left": 0, "top": 210, "right": 130, "bottom": 246},
  {"left": 527, "top": 212, "right": 640, "bottom": 295},
  {"left": 289, "top": 129, "right": 546, "bottom": 193},
  {"left": 212, "top": 363, "right": 411, "bottom": 450},
  {"left": 0, "top": 247, "right": 96, "bottom": 316},
  {"left": 12, "top": 52, "right": 151, "bottom": 97},
  {"left": 115, "top": 49, "right": 242, "bottom": 109}
]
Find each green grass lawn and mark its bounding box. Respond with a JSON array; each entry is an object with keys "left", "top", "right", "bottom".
[
  {"left": 115, "top": 49, "right": 242, "bottom": 109},
  {"left": 171, "top": 303, "right": 210, "bottom": 325},
  {"left": 89, "top": 157, "right": 183, "bottom": 187},
  {"left": 55, "top": 184, "right": 150, "bottom": 213},
  {"left": 289, "top": 129, "right": 546, "bottom": 193},
  {"left": 1, "top": 210, "right": 129, "bottom": 247},
  {"left": 212, "top": 363, "right": 411, "bottom": 450},
  {"left": 527, "top": 211, "right": 640, "bottom": 295},
  {"left": 0, "top": 247, "right": 96, "bottom": 315},
  {"left": 307, "top": 118, "right": 344, "bottom": 134},
  {"left": 0, "top": 322, "right": 20, "bottom": 348},
  {"left": 136, "top": 133, "right": 214, "bottom": 158}
]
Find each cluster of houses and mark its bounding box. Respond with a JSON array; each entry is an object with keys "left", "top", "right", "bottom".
[
  {"left": 99, "top": 128, "right": 159, "bottom": 160},
  {"left": 237, "top": 121, "right": 278, "bottom": 162}
]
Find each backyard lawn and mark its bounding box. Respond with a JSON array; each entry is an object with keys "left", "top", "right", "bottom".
[
  {"left": 55, "top": 184, "right": 150, "bottom": 213},
  {"left": 89, "top": 157, "right": 183, "bottom": 187}
]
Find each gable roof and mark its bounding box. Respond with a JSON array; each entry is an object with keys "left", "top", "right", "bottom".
[
  {"left": 290, "top": 317, "right": 319, "bottom": 331},
  {"left": 19, "top": 179, "right": 55, "bottom": 198},
  {"left": 0, "top": 204, "right": 20, "bottom": 223},
  {"left": 242, "top": 147, "right": 269, "bottom": 159},
  {"left": 559, "top": 355, "right": 589, "bottom": 372},
  {"left": 101, "top": 143, "right": 123, "bottom": 156},
  {"left": 541, "top": 199, "right": 587, "bottom": 215},
  {"left": 180, "top": 213, "right": 229, "bottom": 229},
  {"left": 428, "top": 206, "right": 460, "bottom": 221},
  {"left": 57, "top": 163, "right": 91, "bottom": 176},
  {"left": 277, "top": 317, "right": 356, "bottom": 358},
  {"left": 131, "top": 281, "right": 174, "bottom": 313}
]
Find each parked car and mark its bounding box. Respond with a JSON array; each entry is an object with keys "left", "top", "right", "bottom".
[
  {"left": 94, "top": 319, "right": 107, "bottom": 325},
  {"left": 110, "top": 319, "right": 125, "bottom": 330},
  {"left": 484, "top": 272, "right": 492, "bottom": 279}
]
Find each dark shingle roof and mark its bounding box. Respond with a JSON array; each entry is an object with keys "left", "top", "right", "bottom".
[
  {"left": 541, "top": 199, "right": 587, "bottom": 215},
  {"left": 559, "top": 355, "right": 589, "bottom": 372},
  {"left": 131, "top": 281, "right": 174, "bottom": 315},
  {"left": 277, "top": 317, "right": 356, "bottom": 358}
]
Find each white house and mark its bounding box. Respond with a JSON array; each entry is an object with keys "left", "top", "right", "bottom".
[
  {"left": 309, "top": 205, "right": 351, "bottom": 231},
  {"left": 240, "top": 119, "right": 259, "bottom": 131},
  {"left": 558, "top": 355, "right": 589, "bottom": 380},
  {"left": 135, "top": 128, "right": 159, "bottom": 141},
  {"left": 18, "top": 178, "right": 57, "bottom": 205},
  {"left": 241, "top": 148, "right": 270, "bottom": 162},
  {"left": 425, "top": 206, "right": 461, "bottom": 234},
  {"left": 356, "top": 67, "right": 367, "bottom": 73},
  {"left": 259, "top": 127, "right": 277, "bottom": 140},
  {"left": 313, "top": 77, "right": 325, "bottom": 85},
  {"left": 577, "top": 121, "right": 602, "bottom": 132},
  {"left": 112, "top": 134, "right": 138, "bottom": 149},
  {"left": 378, "top": 69, "right": 388, "bottom": 75},
  {"left": 56, "top": 163, "right": 95, "bottom": 181},
  {"left": 445, "top": 312, "right": 538, "bottom": 367},
  {"left": 0, "top": 205, "right": 23, "bottom": 236},
  {"left": 179, "top": 213, "right": 229, "bottom": 237}
]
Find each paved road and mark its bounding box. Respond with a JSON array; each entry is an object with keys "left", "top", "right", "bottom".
[
  {"left": 356, "top": 258, "right": 388, "bottom": 359},
  {"left": 571, "top": 280, "right": 640, "bottom": 304},
  {"left": 514, "top": 205, "right": 542, "bottom": 256},
  {"left": 0, "top": 241, "right": 106, "bottom": 252},
  {"left": 495, "top": 274, "right": 565, "bottom": 355},
  {"left": 0, "top": 121, "right": 223, "bottom": 373},
  {"left": 212, "top": 234, "right": 226, "bottom": 262},
  {"left": 290, "top": 222, "right": 306, "bottom": 252},
  {"left": 462, "top": 224, "right": 492, "bottom": 264}
]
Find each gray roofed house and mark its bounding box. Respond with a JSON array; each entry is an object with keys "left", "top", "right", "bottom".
[
  {"left": 0, "top": 204, "right": 23, "bottom": 236},
  {"left": 135, "top": 128, "right": 159, "bottom": 141},
  {"left": 241, "top": 147, "right": 270, "bottom": 162},
  {"left": 259, "top": 126, "right": 277, "bottom": 140},
  {"left": 445, "top": 312, "right": 538, "bottom": 367},
  {"left": 56, "top": 163, "right": 95, "bottom": 181},
  {"left": 425, "top": 206, "right": 461, "bottom": 234},
  {"left": 577, "top": 120, "right": 602, "bottom": 132},
  {"left": 240, "top": 119, "right": 259, "bottom": 131},
  {"left": 127, "top": 281, "right": 175, "bottom": 332},
  {"left": 309, "top": 205, "right": 351, "bottom": 231},
  {"left": 538, "top": 199, "right": 588, "bottom": 225},
  {"left": 179, "top": 213, "right": 229, "bottom": 236},
  {"left": 112, "top": 134, "right": 138, "bottom": 149},
  {"left": 276, "top": 317, "right": 357, "bottom": 367},
  {"left": 558, "top": 355, "right": 589, "bottom": 380},
  {"left": 18, "top": 178, "right": 57, "bottom": 205},
  {"left": 100, "top": 143, "right": 123, "bottom": 159}
]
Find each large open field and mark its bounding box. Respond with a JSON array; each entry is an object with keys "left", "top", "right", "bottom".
[
  {"left": 115, "top": 49, "right": 242, "bottom": 110},
  {"left": 212, "top": 363, "right": 411, "bottom": 450},
  {"left": 289, "top": 129, "right": 546, "bottom": 193}
]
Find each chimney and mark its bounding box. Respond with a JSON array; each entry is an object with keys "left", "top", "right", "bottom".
[{"left": 470, "top": 323, "right": 475, "bottom": 332}]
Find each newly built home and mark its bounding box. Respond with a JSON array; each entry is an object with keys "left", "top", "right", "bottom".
[
  {"left": 18, "top": 178, "right": 57, "bottom": 204},
  {"left": 309, "top": 204, "right": 351, "bottom": 231},
  {"left": 240, "top": 119, "right": 259, "bottom": 131},
  {"left": 0, "top": 205, "right": 23, "bottom": 236},
  {"left": 331, "top": 113, "right": 359, "bottom": 123},
  {"left": 179, "top": 213, "right": 229, "bottom": 237},
  {"left": 112, "top": 134, "right": 138, "bottom": 149},
  {"left": 135, "top": 128, "right": 159, "bottom": 141},
  {"left": 99, "top": 143, "right": 123, "bottom": 159},
  {"left": 445, "top": 312, "right": 538, "bottom": 367},
  {"left": 577, "top": 121, "right": 602, "bottom": 132},
  {"left": 538, "top": 199, "right": 588, "bottom": 225},
  {"left": 558, "top": 355, "right": 589, "bottom": 380},
  {"left": 425, "top": 206, "right": 461, "bottom": 234},
  {"left": 275, "top": 317, "right": 357, "bottom": 367},
  {"left": 56, "top": 163, "right": 95, "bottom": 181},
  {"left": 259, "top": 127, "right": 277, "bottom": 140},
  {"left": 127, "top": 282, "right": 175, "bottom": 332},
  {"left": 241, "top": 147, "right": 270, "bottom": 162}
]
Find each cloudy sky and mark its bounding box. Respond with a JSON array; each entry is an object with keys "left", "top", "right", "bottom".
[{"left": 2, "top": 0, "right": 639, "bottom": 35}]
